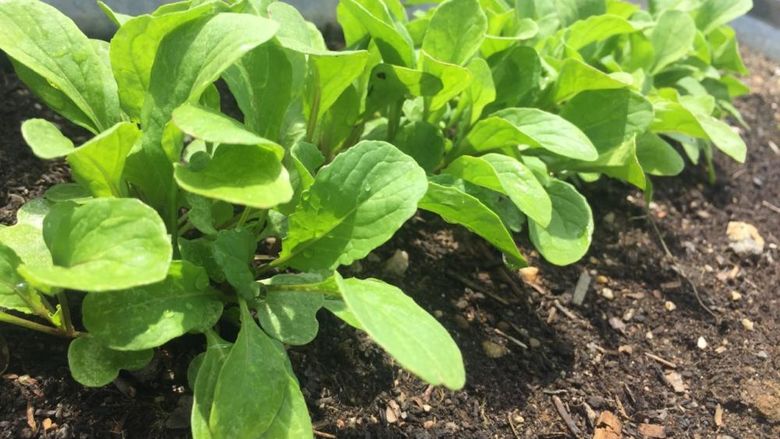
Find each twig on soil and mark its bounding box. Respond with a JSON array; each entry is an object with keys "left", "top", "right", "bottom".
[
  {"left": 644, "top": 208, "right": 719, "bottom": 320},
  {"left": 494, "top": 328, "right": 528, "bottom": 350},
  {"left": 645, "top": 352, "right": 677, "bottom": 369},
  {"left": 507, "top": 412, "right": 521, "bottom": 439},
  {"left": 553, "top": 301, "right": 578, "bottom": 321},
  {"left": 313, "top": 430, "right": 337, "bottom": 439},
  {"left": 445, "top": 269, "right": 511, "bottom": 305},
  {"left": 551, "top": 395, "right": 581, "bottom": 437},
  {"left": 762, "top": 200, "right": 780, "bottom": 214}
]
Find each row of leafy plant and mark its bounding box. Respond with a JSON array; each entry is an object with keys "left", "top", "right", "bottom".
[{"left": 0, "top": 0, "right": 752, "bottom": 437}]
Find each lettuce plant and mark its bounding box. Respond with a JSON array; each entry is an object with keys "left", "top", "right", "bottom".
[{"left": 0, "top": 0, "right": 752, "bottom": 437}]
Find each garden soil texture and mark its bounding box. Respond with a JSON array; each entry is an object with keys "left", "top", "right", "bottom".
[{"left": 1, "top": 50, "right": 778, "bottom": 438}]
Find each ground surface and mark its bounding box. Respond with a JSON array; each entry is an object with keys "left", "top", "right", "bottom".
[{"left": 0, "top": 51, "right": 778, "bottom": 438}]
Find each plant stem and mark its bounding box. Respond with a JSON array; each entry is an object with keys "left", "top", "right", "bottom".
[
  {"left": 387, "top": 100, "right": 403, "bottom": 142},
  {"left": 57, "top": 292, "right": 76, "bottom": 337},
  {"left": 236, "top": 207, "right": 254, "bottom": 229},
  {"left": 0, "top": 311, "right": 72, "bottom": 338}
]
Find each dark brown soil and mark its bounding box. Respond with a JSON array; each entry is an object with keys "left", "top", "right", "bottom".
[{"left": 1, "top": 51, "right": 778, "bottom": 438}]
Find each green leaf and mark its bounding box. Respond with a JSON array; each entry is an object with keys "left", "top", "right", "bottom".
[
  {"left": 213, "top": 229, "right": 259, "bottom": 300},
  {"left": 695, "top": 0, "right": 753, "bottom": 34},
  {"left": 554, "top": 58, "right": 633, "bottom": 103},
  {"left": 650, "top": 10, "right": 696, "bottom": 73},
  {"left": 0, "top": 223, "right": 51, "bottom": 276},
  {"left": 278, "top": 141, "right": 427, "bottom": 271},
  {"left": 394, "top": 121, "right": 446, "bottom": 172},
  {"left": 420, "top": 51, "right": 473, "bottom": 112},
  {"left": 18, "top": 199, "right": 172, "bottom": 292},
  {"left": 44, "top": 184, "right": 93, "bottom": 204},
  {"left": 460, "top": 58, "right": 496, "bottom": 126},
  {"left": 560, "top": 89, "right": 654, "bottom": 151},
  {"left": 367, "top": 63, "right": 443, "bottom": 111},
  {"left": 338, "top": 0, "right": 415, "bottom": 67},
  {"left": 529, "top": 180, "right": 593, "bottom": 266},
  {"left": 173, "top": 104, "right": 275, "bottom": 145},
  {"left": 191, "top": 332, "right": 232, "bottom": 439},
  {"left": 445, "top": 154, "right": 552, "bottom": 226},
  {"left": 68, "top": 336, "right": 153, "bottom": 387},
  {"left": 419, "top": 180, "right": 526, "bottom": 267},
  {"left": 337, "top": 277, "right": 465, "bottom": 390},
  {"left": 636, "top": 132, "right": 685, "bottom": 176},
  {"left": 185, "top": 193, "right": 233, "bottom": 236},
  {"left": 306, "top": 50, "right": 370, "bottom": 122},
  {"left": 209, "top": 303, "right": 289, "bottom": 439},
  {"left": 708, "top": 26, "right": 748, "bottom": 74},
  {"left": 566, "top": 14, "right": 637, "bottom": 50},
  {"left": 422, "top": 0, "right": 487, "bottom": 66},
  {"left": 563, "top": 138, "right": 647, "bottom": 189},
  {"left": 126, "top": 12, "right": 279, "bottom": 216},
  {"left": 0, "top": 244, "right": 29, "bottom": 313},
  {"left": 487, "top": 46, "right": 542, "bottom": 110},
  {"left": 0, "top": 0, "right": 122, "bottom": 132},
  {"left": 109, "top": 1, "right": 222, "bottom": 118},
  {"left": 20, "top": 119, "right": 75, "bottom": 159},
  {"left": 223, "top": 42, "right": 293, "bottom": 141},
  {"left": 555, "top": 0, "right": 607, "bottom": 25},
  {"left": 257, "top": 273, "right": 328, "bottom": 345},
  {"left": 82, "top": 261, "right": 223, "bottom": 350},
  {"left": 465, "top": 108, "right": 598, "bottom": 160},
  {"left": 67, "top": 122, "right": 141, "bottom": 198}
]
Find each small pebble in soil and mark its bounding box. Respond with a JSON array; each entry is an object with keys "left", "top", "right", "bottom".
[
  {"left": 664, "top": 301, "right": 677, "bottom": 312},
  {"left": 697, "top": 337, "right": 708, "bottom": 350},
  {"left": 727, "top": 221, "right": 765, "bottom": 256},
  {"left": 481, "top": 340, "right": 508, "bottom": 358},
  {"left": 730, "top": 291, "right": 743, "bottom": 301},
  {"left": 741, "top": 318, "right": 755, "bottom": 331},
  {"left": 528, "top": 338, "right": 541, "bottom": 349},
  {"left": 601, "top": 288, "right": 615, "bottom": 300}
]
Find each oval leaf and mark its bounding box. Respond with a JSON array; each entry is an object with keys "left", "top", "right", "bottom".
[
  {"left": 337, "top": 277, "right": 465, "bottom": 390},
  {"left": 19, "top": 199, "right": 172, "bottom": 292},
  {"left": 68, "top": 336, "right": 153, "bottom": 387},
  {"left": 278, "top": 141, "right": 427, "bottom": 271},
  {"left": 83, "top": 261, "right": 223, "bottom": 351},
  {"left": 529, "top": 180, "right": 594, "bottom": 266}
]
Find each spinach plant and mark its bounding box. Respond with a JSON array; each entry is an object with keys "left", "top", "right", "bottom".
[
  {"left": 0, "top": 1, "right": 464, "bottom": 437},
  {"left": 0, "top": 0, "right": 753, "bottom": 437}
]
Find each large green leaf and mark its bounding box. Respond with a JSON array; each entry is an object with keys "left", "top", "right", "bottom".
[
  {"left": 306, "top": 50, "right": 370, "bottom": 122},
  {"left": 445, "top": 154, "right": 552, "bottom": 226},
  {"left": 487, "top": 46, "right": 542, "bottom": 110},
  {"left": 337, "top": 277, "right": 465, "bottom": 390},
  {"left": 419, "top": 179, "right": 526, "bottom": 267},
  {"left": 126, "top": 12, "right": 279, "bottom": 216},
  {"left": 67, "top": 122, "right": 142, "bottom": 198},
  {"left": 212, "top": 229, "right": 259, "bottom": 300},
  {"left": 560, "top": 89, "right": 654, "bottom": 152},
  {"left": 636, "top": 132, "right": 684, "bottom": 176},
  {"left": 650, "top": 10, "right": 696, "bottom": 73},
  {"left": 109, "top": 1, "right": 222, "bottom": 118},
  {"left": 191, "top": 332, "right": 232, "bottom": 439},
  {"left": 565, "top": 14, "right": 637, "bottom": 50},
  {"left": 338, "top": 0, "right": 415, "bottom": 67},
  {"left": 695, "top": 0, "right": 753, "bottom": 34},
  {"left": 223, "top": 42, "right": 293, "bottom": 141},
  {"left": 554, "top": 58, "right": 633, "bottom": 103},
  {"left": 393, "top": 121, "right": 446, "bottom": 172},
  {"left": 172, "top": 106, "right": 293, "bottom": 208},
  {"left": 277, "top": 141, "right": 427, "bottom": 271},
  {"left": 460, "top": 58, "right": 496, "bottom": 126},
  {"left": 68, "top": 336, "right": 153, "bottom": 387},
  {"left": 18, "top": 199, "right": 172, "bottom": 292},
  {"left": 421, "top": 0, "right": 487, "bottom": 66},
  {"left": 82, "top": 261, "right": 223, "bottom": 351},
  {"left": 529, "top": 180, "right": 593, "bottom": 266},
  {"left": 420, "top": 51, "right": 473, "bottom": 112},
  {"left": 465, "top": 108, "right": 598, "bottom": 160},
  {"left": 0, "top": 0, "right": 121, "bottom": 132},
  {"left": 209, "top": 303, "right": 289, "bottom": 439}
]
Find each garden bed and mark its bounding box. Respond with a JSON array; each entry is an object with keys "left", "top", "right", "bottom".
[{"left": 1, "top": 50, "right": 778, "bottom": 438}]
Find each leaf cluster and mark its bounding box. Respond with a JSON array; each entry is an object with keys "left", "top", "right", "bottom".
[{"left": 0, "top": 0, "right": 751, "bottom": 437}]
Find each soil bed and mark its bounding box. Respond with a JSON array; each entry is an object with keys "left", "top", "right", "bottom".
[{"left": 1, "top": 51, "right": 778, "bottom": 438}]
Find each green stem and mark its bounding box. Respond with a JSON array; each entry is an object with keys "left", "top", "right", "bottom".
[
  {"left": 0, "top": 311, "right": 73, "bottom": 338},
  {"left": 387, "top": 100, "right": 403, "bottom": 143},
  {"left": 57, "top": 292, "right": 76, "bottom": 337},
  {"left": 236, "top": 207, "right": 254, "bottom": 229}
]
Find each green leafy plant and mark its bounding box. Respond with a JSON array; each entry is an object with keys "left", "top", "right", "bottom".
[{"left": 0, "top": 0, "right": 752, "bottom": 437}]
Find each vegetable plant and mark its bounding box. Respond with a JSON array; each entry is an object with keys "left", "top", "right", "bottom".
[{"left": 0, "top": 0, "right": 752, "bottom": 437}]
